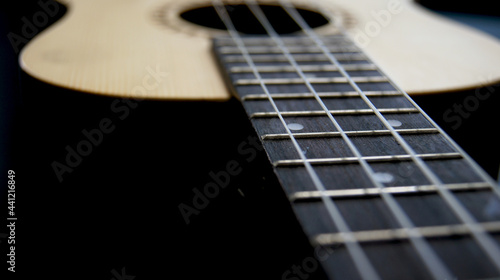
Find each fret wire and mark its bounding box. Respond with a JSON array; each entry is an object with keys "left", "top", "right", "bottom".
[
  {"left": 262, "top": 128, "right": 439, "bottom": 140},
  {"left": 281, "top": 0, "right": 500, "bottom": 273},
  {"left": 256, "top": 1, "right": 454, "bottom": 278},
  {"left": 234, "top": 76, "right": 388, "bottom": 86},
  {"left": 229, "top": 64, "right": 378, "bottom": 73},
  {"left": 241, "top": 91, "right": 403, "bottom": 100},
  {"left": 290, "top": 182, "right": 492, "bottom": 201},
  {"left": 273, "top": 153, "right": 463, "bottom": 167},
  {"left": 219, "top": 45, "right": 359, "bottom": 54},
  {"left": 313, "top": 221, "right": 500, "bottom": 245},
  {"left": 211, "top": 2, "right": 381, "bottom": 280},
  {"left": 223, "top": 53, "right": 366, "bottom": 63},
  {"left": 250, "top": 108, "right": 419, "bottom": 118}
]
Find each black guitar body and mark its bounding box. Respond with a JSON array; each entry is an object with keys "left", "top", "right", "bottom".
[
  {"left": 11, "top": 54, "right": 500, "bottom": 280},
  {"left": 11, "top": 71, "right": 329, "bottom": 279}
]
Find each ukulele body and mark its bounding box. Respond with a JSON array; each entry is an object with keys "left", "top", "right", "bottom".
[{"left": 20, "top": 0, "right": 500, "bottom": 99}]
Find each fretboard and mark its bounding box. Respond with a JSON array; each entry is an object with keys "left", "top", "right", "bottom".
[{"left": 213, "top": 34, "right": 500, "bottom": 280}]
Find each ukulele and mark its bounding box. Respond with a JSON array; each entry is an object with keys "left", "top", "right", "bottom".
[{"left": 17, "top": 0, "right": 500, "bottom": 279}]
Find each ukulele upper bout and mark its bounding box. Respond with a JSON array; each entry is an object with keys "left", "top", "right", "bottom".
[{"left": 19, "top": 0, "right": 500, "bottom": 99}]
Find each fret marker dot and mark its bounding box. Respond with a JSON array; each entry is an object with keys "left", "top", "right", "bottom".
[
  {"left": 374, "top": 172, "right": 394, "bottom": 184},
  {"left": 288, "top": 123, "right": 304, "bottom": 131},
  {"left": 388, "top": 119, "right": 403, "bottom": 127}
]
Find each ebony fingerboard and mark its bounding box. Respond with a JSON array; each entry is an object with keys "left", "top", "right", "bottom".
[{"left": 213, "top": 35, "right": 500, "bottom": 280}]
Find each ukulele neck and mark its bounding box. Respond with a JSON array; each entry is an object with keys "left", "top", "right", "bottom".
[{"left": 213, "top": 33, "right": 500, "bottom": 279}]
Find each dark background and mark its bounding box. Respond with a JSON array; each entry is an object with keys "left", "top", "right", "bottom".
[{"left": 1, "top": 1, "right": 500, "bottom": 279}]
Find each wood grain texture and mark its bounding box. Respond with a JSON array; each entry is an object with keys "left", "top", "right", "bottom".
[{"left": 20, "top": 0, "right": 500, "bottom": 100}]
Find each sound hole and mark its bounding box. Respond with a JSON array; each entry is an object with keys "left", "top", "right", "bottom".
[{"left": 180, "top": 4, "right": 329, "bottom": 34}]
